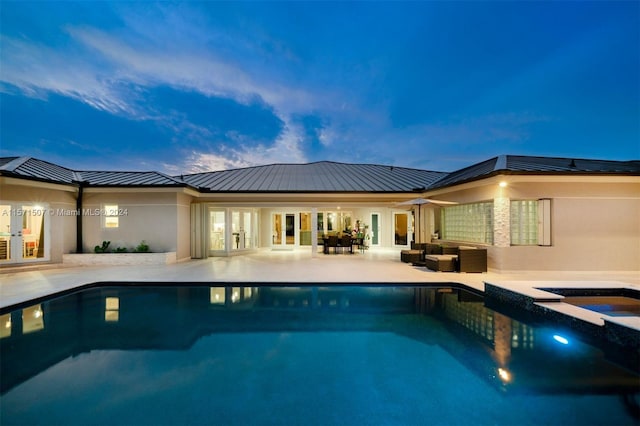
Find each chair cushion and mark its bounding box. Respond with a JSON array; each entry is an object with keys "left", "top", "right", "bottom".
[{"left": 424, "top": 254, "right": 458, "bottom": 261}]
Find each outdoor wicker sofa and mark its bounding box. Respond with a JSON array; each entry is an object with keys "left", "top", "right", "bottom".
[
  {"left": 400, "top": 243, "right": 457, "bottom": 265},
  {"left": 424, "top": 245, "right": 488, "bottom": 273}
]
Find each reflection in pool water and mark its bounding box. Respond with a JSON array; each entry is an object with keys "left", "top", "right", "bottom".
[{"left": 1, "top": 285, "right": 638, "bottom": 425}]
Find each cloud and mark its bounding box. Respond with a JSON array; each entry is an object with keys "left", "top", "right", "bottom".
[
  {"left": 181, "top": 124, "right": 307, "bottom": 174},
  {"left": 0, "top": 4, "right": 330, "bottom": 170}
]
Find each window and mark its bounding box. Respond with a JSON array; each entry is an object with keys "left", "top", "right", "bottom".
[
  {"left": 511, "top": 200, "right": 538, "bottom": 245},
  {"left": 103, "top": 204, "right": 119, "bottom": 228},
  {"left": 209, "top": 210, "right": 225, "bottom": 250},
  {"left": 441, "top": 202, "right": 493, "bottom": 244},
  {"left": 537, "top": 199, "right": 552, "bottom": 246}
]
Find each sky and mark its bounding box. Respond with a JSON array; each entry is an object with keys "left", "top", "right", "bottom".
[{"left": 1, "top": 1, "right": 638, "bottom": 174}]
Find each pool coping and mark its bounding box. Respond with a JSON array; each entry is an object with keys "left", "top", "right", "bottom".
[
  {"left": 0, "top": 280, "right": 481, "bottom": 315},
  {"left": 484, "top": 280, "right": 640, "bottom": 350}
]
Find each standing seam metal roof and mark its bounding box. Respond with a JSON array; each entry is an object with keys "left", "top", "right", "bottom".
[
  {"left": 0, "top": 157, "right": 185, "bottom": 187},
  {"left": 181, "top": 162, "right": 446, "bottom": 192},
  {"left": 427, "top": 155, "right": 640, "bottom": 190},
  {"left": 2, "top": 155, "right": 638, "bottom": 192}
]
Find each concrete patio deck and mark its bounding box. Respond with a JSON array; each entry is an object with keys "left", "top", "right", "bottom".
[{"left": 2, "top": 248, "right": 639, "bottom": 309}]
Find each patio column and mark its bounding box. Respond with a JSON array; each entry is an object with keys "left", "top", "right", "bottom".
[
  {"left": 311, "top": 207, "right": 318, "bottom": 258},
  {"left": 494, "top": 194, "right": 510, "bottom": 248}
]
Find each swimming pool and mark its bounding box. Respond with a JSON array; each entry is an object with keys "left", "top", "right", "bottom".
[{"left": 1, "top": 285, "right": 638, "bottom": 425}]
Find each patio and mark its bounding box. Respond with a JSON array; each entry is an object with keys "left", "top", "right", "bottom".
[{"left": 1, "top": 248, "right": 639, "bottom": 311}]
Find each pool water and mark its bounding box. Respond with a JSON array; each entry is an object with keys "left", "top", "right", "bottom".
[
  {"left": 561, "top": 295, "right": 640, "bottom": 317},
  {"left": 1, "top": 285, "right": 638, "bottom": 425}
]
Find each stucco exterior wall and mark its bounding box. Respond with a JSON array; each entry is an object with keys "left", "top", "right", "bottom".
[
  {"left": 81, "top": 191, "right": 184, "bottom": 255},
  {"left": 433, "top": 179, "right": 640, "bottom": 272},
  {"left": 1, "top": 180, "right": 77, "bottom": 264},
  {"left": 491, "top": 196, "right": 639, "bottom": 271},
  {"left": 176, "top": 193, "right": 193, "bottom": 261}
]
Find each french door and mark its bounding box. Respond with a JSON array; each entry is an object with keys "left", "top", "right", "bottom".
[
  {"left": 272, "top": 213, "right": 296, "bottom": 248},
  {"left": 0, "top": 203, "right": 49, "bottom": 264}
]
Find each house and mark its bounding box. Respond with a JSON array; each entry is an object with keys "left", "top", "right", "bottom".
[{"left": 1, "top": 155, "right": 638, "bottom": 272}]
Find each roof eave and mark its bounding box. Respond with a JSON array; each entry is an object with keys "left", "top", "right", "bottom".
[{"left": 427, "top": 169, "right": 640, "bottom": 191}]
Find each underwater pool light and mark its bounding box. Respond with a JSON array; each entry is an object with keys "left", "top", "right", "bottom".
[
  {"left": 553, "top": 334, "right": 569, "bottom": 345},
  {"left": 497, "top": 368, "right": 511, "bottom": 382}
]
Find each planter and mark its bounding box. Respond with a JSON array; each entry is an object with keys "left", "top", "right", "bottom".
[{"left": 63, "top": 252, "right": 177, "bottom": 266}]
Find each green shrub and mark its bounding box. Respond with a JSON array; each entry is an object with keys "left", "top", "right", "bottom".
[
  {"left": 134, "top": 240, "right": 150, "bottom": 253},
  {"left": 94, "top": 241, "right": 111, "bottom": 253}
]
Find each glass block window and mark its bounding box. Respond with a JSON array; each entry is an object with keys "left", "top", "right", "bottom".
[
  {"left": 441, "top": 202, "right": 493, "bottom": 244},
  {"left": 511, "top": 200, "right": 538, "bottom": 245}
]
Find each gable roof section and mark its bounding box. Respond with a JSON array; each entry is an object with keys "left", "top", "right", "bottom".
[
  {"left": 0, "top": 157, "right": 185, "bottom": 187},
  {"left": 77, "top": 170, "right": 184, "bottom": 187},
  {"left": 179, "top": 161, "right": 447, "bottom": 192},
  {"left": 0, "top": 156, "right": 78, "bottom": 184},
  {"left": 429, "top": 155, "right": 640, "bottom": 189}
]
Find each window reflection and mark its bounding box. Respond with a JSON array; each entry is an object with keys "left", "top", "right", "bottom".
[
  {"left": 231, "top": 288, "right": 240, "bottom": 303},
  {"left": 22, "top": 304, "right": 44, "bottom": 334},
  {"left": 0, "top": 313, "right": 11, "bottom": 338},
  {"left": 210, "top": 288, "right": 225, "bottom": 305},
  {"left": 105, "top": 297, "right": 120, "bottom": 322}
]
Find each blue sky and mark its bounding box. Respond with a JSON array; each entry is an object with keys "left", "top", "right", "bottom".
[{"left": 1, "top": 1, "right": 638, "bottom": 174}]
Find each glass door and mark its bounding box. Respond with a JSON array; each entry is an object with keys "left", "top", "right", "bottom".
[
  {"left": 393, "top": 212, "right": 409, "bottom": 246},
  {"left": 299, "top": 212, "right": 312, "bottom": 246},
  {"left": 209, "top": 210, "right": 226, "bottom": 251},
  {"left": 285, "top": 214, "right": 295, "bottom": 246},
  {"left": 272, "top": 213, "right": 296, "bottom": 248},
  {"left": 231, "top": 210, "right": 253, "bottom": 250},
  {"left": 370, "top": 213, "right": 380, "bottom": 246},
  {"left": 0, "top": 203, "right": 49, "bottom": 264}
]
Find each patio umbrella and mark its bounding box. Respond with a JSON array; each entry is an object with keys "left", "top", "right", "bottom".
[{"left": 395, "top": 198, "right": 458, "bottom": 242}]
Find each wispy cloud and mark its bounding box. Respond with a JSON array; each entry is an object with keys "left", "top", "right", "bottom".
[
  {"left": 4, "top": 2, "right": 629, "bottom": 172},
  {"left": 0, "top": 4, "right": 329, "bottom": 170},
  {"left": 180, "top": 124, "right": 307, "bottom": 174}
]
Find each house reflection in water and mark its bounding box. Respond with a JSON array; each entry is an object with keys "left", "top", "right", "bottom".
[{"left": 1, "top": 285, "right": 638, "bottom": 399}]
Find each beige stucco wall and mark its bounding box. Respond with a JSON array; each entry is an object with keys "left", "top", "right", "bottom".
[
  {"left": 176, "top": 193, "right": 192, "bottom": 261},
  {"left": 0, "top": 179, "right": 78, "bottom": 264},
  {"left": 82, "top": 190, "right": 192, "bottom": 259},
  {"left": 431, "top": 178, "right": 640, "bottom": 272}
]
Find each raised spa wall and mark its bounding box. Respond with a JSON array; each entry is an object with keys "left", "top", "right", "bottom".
[
  {"left": 63, "top": 252, "right": 177, "bottom": 266},
  {"left": 484, "top": 283, "right": 640, "bottom": 350}
]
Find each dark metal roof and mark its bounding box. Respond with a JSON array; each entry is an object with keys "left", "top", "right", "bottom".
[
  {"left": 0, "top": 157, "right": 185, "bottom": 187},
  {"left": 0, "top": 157, "right": 77, "bottom": 184},
  {"left": 179, "top": 161, "right": 447, "bottom": 192},
  {"left": 505, "top": 155, "right": 640, "bottom": 173},
  {"left": 428, "top": 157, "right": 499, "bottom": 189},
  {"left": 0, "top": 157, "right": 20, "bottom": 168},
  {"left": 77, "top": 171, "right": 184, "bottom": 187},
  {"left": 429, "top": 155, "right": 640, "bottom": 189},
  {"left": 2, "top": 155, "right": 638, "bottom": 192}
]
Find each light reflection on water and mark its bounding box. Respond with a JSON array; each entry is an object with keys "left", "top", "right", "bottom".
[{"left": 1, "top": 285, "right": 638, "bottom": 426}]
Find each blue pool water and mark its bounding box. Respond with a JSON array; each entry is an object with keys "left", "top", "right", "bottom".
[{"left": 1, "top": 285, "right": 638, "bottom": 425}]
